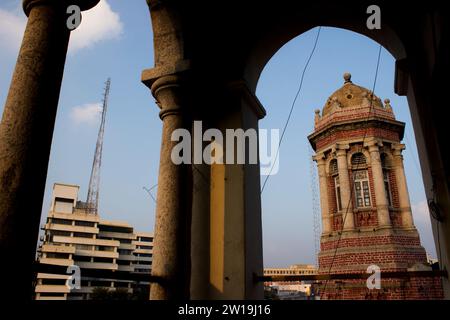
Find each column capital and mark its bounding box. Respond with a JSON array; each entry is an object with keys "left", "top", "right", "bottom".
[
  {"left": 23, "top": 0, "right": 100, "bottom": 16},
  {"left": 391, "top": 143, "right": 406, "bottom": 155},
  {"left": 333, "top": 144, "right": 349, "bottom": 157},
  {"left": 149, "top": 75, "right": 188, "bottom": 120},
  {"left": 364, "top": 139, "right": 383, "bottom": 152},
  {"left": 141, "top": 60, "right": 192, "bottom": 89},
  {"left": 312, "top": 152, "right": 326, "bottom": 164},
  {"left": 142, "top": 61, "right": 192, "bottom": 120}
]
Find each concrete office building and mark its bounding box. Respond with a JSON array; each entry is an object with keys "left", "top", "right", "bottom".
[{"left": 35, "top": 183, "right": 154, "bottom": 300}]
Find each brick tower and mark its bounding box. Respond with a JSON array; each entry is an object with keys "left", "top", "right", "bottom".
[{"left": 308, "top": 73, "right": 443, "bottom": 299}]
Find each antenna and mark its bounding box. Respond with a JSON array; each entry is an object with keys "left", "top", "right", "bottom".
[{"left": 86, "top": 78, "right": 111, "bottom": 214}]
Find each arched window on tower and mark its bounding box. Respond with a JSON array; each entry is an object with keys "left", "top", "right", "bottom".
[
  {"left": 351, "top": 153, "right": 371, "bottom": 208},
  {"left": 381, "top": 153, "right": 393, "bottom": 207},
  {"left": 329, "top": 159, "right": 342, "bottom": 211},
  {"left": 351, "top": 152, "right": 367, "bottom": 167}
]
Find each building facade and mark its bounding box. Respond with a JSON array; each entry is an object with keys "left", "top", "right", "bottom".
[
  {"left": 264, "top": 264, "right": 317, "bottom": 300},
  {"left": 308, "top": 73, "right": 443, "bottom": 299},
  {"left": 35, "top": 183, "right": 154, "bottom": 300}
]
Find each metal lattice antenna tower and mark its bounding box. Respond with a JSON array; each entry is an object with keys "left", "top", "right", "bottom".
[
  {"left": 309, "top": 144, "right": 321, "bottom": 266},
  {"left": 86, "top": 78, "right": 111, "bottom": 214}
]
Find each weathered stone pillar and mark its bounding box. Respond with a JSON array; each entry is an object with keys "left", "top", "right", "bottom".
[
  {"left": 366, "top": 140, "right": 391, "bottom": 227},
  {"left": 392, "top": 144, "right": 414, "bottom": 228},
  {"left": 143, "top": 74, "right": 192, "bottom": 300},
  {"left": 314, "top": 153, "right": 331, "bottom": 234},
  {"left": 0, "top": 0, "right": 99, "bottom": 299},
  {"left": 335, "top": 145, "right": 354, "bottom": 230}
]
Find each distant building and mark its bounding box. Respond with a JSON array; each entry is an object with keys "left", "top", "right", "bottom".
[
  {"left": 427, "top": 254, "right": 439, "bottom": 267},
  {"left": 264, "top": 264, "right": 317, "bottom": 277},
  {"left": 308, "top": 73, "right": 443, "bottom": 299},
  {"left": 264, "top": 264, "right": 317, "bottom": 300},
  {"left": 34, "top": 183, "right": 154, "bottom": 300}
]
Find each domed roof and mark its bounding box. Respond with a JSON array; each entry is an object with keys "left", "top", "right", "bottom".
[{"left": 321, "top": 73, "right": 384, "bottom": 116}]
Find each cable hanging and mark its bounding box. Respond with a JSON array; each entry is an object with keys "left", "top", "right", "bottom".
[{"left": 261, "top": 26, "right": 322, "bottom": 194}]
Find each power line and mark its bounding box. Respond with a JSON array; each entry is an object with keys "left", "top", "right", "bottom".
[
  {"left": 143, "top": 163, "right": 209, "bottom": 205},
  {"left": 404, "top": 131, "right": 422, "bottom": 175},
  {"left": 143, "top": 183, "right": 158, "bottom": 203},
  {"left": 261, "top": 26, "right": 322, "bottom": 194}
]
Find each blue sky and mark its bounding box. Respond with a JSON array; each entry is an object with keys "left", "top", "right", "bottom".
[{"left": 0, "top": 0, "right": 437, "bottom": 268}]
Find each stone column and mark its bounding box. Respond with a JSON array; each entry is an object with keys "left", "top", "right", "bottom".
[
  {"left": 0, "top": 0, "right": 99, "bottom": 300},
  {"left": 143, "top": 74, "right": 192, "bottom": 300},
  {"left": 314, "top": 153, "right": 331, "bottom": 234},
  {"left": 366, "top": 141, "right": 391, "bottom": 227},
  {"left": 392, "top": 144, "right": 415, "bottom": 228},
  {"left": 335, "top": 145, "right": 354, "bottom": 230}
]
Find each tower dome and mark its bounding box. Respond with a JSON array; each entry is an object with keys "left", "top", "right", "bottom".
[{"left": 321, "top": 73, "right": 384, "bottom": 117}]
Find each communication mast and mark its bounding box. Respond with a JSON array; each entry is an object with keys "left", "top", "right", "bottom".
[{"left": 86, "top": 78, "right": 111, "bottom": 214}]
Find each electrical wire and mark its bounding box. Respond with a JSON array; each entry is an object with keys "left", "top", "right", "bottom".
[{"left": 261, "top": 26, "right": 322, "bottom": 194}]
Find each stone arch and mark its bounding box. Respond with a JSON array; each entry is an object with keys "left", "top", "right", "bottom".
[
  {"left": 351, "top": 152, "right": 367, "bottom": 166},
  {"left": 348, "top": 149, "right": 372, "bottom": 168},
  {"left": 243, "top": 22, "right": 406, "bottom": 93},
  {"left": 327, "top": 158, "right": 338, "bottom": 176},
  {"left": 134, "top": 1, "right": 450, "bottom": 300}
]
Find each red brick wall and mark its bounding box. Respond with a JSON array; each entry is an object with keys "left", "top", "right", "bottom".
[
  {"left": 332, "top": 214, "right": 343, "bottom": 232},
  {"left": 319, "top": 250, "right": 427, "bottom": 269},
  {"left": 316, "top": 127, "right": 399, "bottom": 150},
  {"left": 319, "top": 277, "right": 444, "bottom": 300},
  {"left": 320, "top": 234, "right": 422, "bottom": 251},
  {"left": 354, "top": 210, "right": 378, "bottom": 227},
  {"left": 390, "top": 210, "right": 403, "bottom": 227}
]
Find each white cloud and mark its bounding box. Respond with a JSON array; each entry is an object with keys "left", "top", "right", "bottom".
[
  {"left": 0, "top": 0, "right": 123, "bottom": 54},
  {"left": 0, "top": 8, "right": 26, "bottom": 53},
  {"left": 70, "top": 103, "right": 102, "bottom": 125},
  {"left": 69, "top": 0, "right": 123, "bottom": 53}
]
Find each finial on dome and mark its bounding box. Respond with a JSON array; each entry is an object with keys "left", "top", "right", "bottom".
[
  {"left": 343, "top": 72, "right": 352, "bottom": 83},
  {"left": 314, "top": 109, "right": 321, "bottom": 126},
  {"left": 384, "top": 98, "right": 393, "bottom": 112}
]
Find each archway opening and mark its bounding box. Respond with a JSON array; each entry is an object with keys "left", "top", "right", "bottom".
[{"left": 256, "top": 26, "right": 439, "bottom": 299}]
